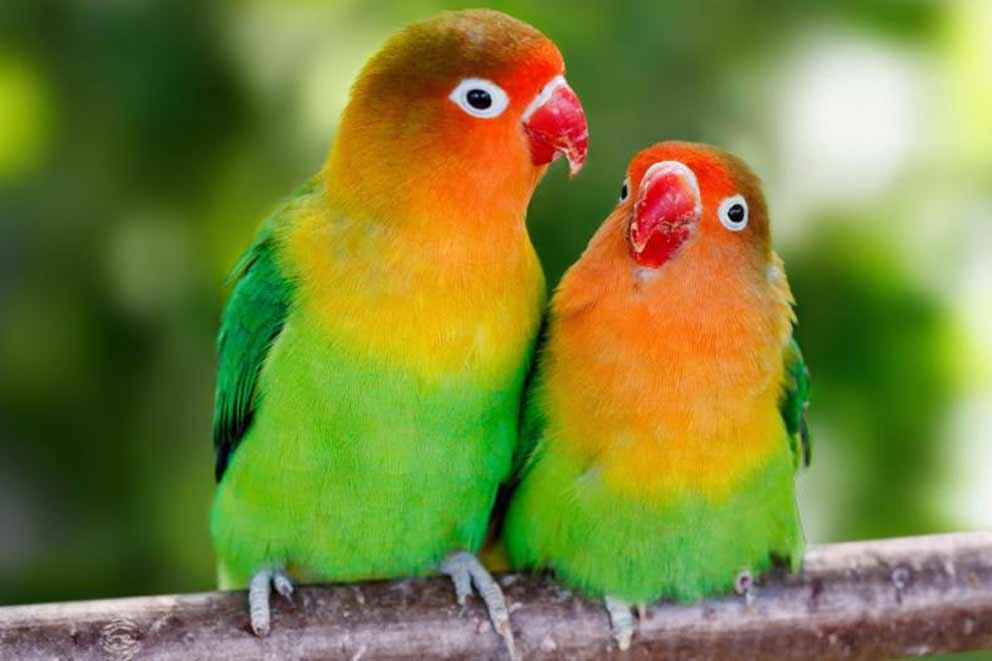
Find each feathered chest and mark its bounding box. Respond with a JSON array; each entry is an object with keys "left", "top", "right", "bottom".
[
  {"left": 284, "top": 206, "right": 546, "bottom": 381},
  {"left": 544, "top": 256, "right": 795, "bottom": 497}
]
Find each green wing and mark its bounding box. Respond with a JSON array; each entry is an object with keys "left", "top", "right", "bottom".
[
  {"left": 780, "top": 335, "right": 812, "bottom": 469},
  {"left": 212, "top": 222, "right": 293, "bottom": 481},
  {"left": 213, "top": 180, "right": 321, "bottom": 480}
]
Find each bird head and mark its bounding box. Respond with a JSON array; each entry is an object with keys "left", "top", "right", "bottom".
[
  {"left": 615, "top": 142, "right": 770, "bottom": 271},
  {"left": 327, "top": 10, "right": 587, "bottom": 221}
]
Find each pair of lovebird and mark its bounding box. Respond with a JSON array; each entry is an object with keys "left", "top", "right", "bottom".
[{"left": 210, "top": 8, "right": 811, "bottom": 654}]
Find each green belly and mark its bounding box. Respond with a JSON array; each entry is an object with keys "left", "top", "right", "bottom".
[
  {"left": 505, "top": 442, "right": 804, "bottom": 603},
  {"left": 211, "top": 317, "right": 527, "bottom": 587}
]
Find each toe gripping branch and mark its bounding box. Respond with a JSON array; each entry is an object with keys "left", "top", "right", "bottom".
[
  {"left": 248, "top": 568, "right": 294, "bottom": 637},
  {"left": 442, "top": 551, "right": 518, "bottom": 660}
]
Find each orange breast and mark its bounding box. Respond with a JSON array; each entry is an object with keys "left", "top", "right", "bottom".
[{"left": 543, "top": 233, "right": 795, "bottom": 499}]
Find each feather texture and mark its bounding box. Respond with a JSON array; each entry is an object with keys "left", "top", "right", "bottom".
[
  {"left": 210, "top": 10, "right": 564, "bottom": 588},
  {"left": 505, "top": 143, "right": 810, "bottom": 602},
  {"left": 212, "top": 181, "right": 315, "bottom": 480}
]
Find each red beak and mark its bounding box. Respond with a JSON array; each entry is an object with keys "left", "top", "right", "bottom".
[
  {"left": 628, "top": 161, "right": 701, "bottom": 268},
  {"left": 522, "top": 76, "right": 588, "bottom": 177}
]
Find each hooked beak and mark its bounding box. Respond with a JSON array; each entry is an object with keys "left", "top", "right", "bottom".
[
  {"left": 522, "top": 76, "right": 588, "bottom": 177},
  {"left": 628, "top": 161, "right": 701, "bottom": 268}
]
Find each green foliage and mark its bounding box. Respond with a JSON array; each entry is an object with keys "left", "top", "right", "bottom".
[{"left": 789, "top": 219, "right": 956, "bottom": 538}]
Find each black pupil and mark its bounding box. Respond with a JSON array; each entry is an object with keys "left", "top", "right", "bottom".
[
  {"left": 728, "top": 204, "right": 745, "bottom": 224},
  {"left": 466, "top": 89, "right": 492, "bottom": 110},
  {"left": 620, "top": 183, "right": 628, "bottom": 200}
]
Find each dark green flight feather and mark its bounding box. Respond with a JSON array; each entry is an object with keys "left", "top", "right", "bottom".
[
  {"left": 212, "top": 223, "right": 292, "bottom": 481},
  {"left": 780, "top": 335, "right": 812, "bottom": 469}
]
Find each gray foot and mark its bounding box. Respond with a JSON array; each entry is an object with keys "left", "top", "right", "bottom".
[
  {"left": 248, "top": 568, "right": 294, "bottom": 636},
  {"left": 734, "top": 569, "right": 754, "bottom": 596},
  {"left": 441, "top": 551, "right": 517, "bottom": 660},
  {"left": 605, "top": 596, "right": 636, "bottom": 651},
  {"left": 735, "top": 568, "right": 756, "bottom": 607}
]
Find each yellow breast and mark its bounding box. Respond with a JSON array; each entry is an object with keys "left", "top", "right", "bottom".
[{"left": 283, "top": 195, "right": 545, "bottom": 380}]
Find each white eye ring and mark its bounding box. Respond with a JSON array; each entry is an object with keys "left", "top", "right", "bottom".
[
  {"left": 718, "top": 194, "right": 749, "bottom": 231},
  {"left": 449, "top": 78, "right": 510, "bottom": 119},
  {"left": 618, "top": 176, "right": 631, "bottom": 203}
]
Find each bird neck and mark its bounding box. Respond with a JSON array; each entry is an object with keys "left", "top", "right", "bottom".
[
  {"left": 322, "top": 122, "right": 544, "bottom": 244},
  {"left": 278, "top": 147, "right": 546, "bottom": 381}
]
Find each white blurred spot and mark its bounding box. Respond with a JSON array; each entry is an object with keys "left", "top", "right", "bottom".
[
  {"left": 942, "top": 197, "right": 992, "bottom": 529},
  {"left": 944, "top": 394, "right": 992, "bottom": 530},
  {"left": 772, "top": 32, "right": 935, "bottom": 241},
  {"left": 953, "top": 200, "right": 992, "bottom": 362},
  {"left": 781, "top": 35, "right": 931, "bottom": 198}
]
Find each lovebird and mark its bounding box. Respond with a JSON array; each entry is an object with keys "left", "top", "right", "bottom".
[
  {"left": 210, "top": 10, "right": 588, "bottom": 649},
  {"left": 504, "top": 142, "right": 810, "bottom": 649}
]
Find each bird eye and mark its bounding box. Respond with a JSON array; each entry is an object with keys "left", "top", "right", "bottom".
[
  {"left": 449, "top": 78, "right": 509, "bottom": 119},
  {"left": 618, "top": 177, "right": 630, "bottom": 203},
  {"left": 467, "top": 89, "right": 491, "bottom": 110},
  {"left": 718, "top": 194, "right": 749, "bottom": 231}
]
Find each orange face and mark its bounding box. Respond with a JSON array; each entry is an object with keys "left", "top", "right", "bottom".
[
  {"left": 614, "top": 142, "right": 770, "bottom": 269},
  {"left": 329, "top": 10, "right": 587, "bottom": 224}
]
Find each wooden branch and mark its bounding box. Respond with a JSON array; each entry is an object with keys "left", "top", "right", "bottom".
[{"left": 1, "top": 533, "right": 990, "bottom": 660}]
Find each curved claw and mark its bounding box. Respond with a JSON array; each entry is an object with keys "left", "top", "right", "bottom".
[
  {"left": 248, "top": 568, "right": 295, "bottom": 636},
  {"left": 248, "top": 569, "right": 274, "bottom": 637},
  {"left": 605, "top": 596, "right": 636, "bottom": 651},
  {"left": 735, "top": 569, "right": 754, "bottom": 596},
  {"left": 441, "top": 551, "right": 517, "bottom": 660},
  {"left": 273, "top": 570, "right": 294, "bottom": 604}
]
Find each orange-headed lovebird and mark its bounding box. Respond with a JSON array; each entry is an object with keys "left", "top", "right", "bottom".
[
  {"left": 505, "top": 142, "right": 810, "bottom": 649},
  {"left": 210, "top": 10, "right": 588, "bottom": 650}
]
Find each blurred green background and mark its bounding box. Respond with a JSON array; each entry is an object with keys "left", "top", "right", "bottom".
[{"left": 1, "top": 0, "right": 990, "bottom": 625}]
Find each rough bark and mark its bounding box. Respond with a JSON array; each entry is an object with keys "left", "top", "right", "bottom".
[{"left": 0, "top": 533, "right": 990, "bottom": 660}]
